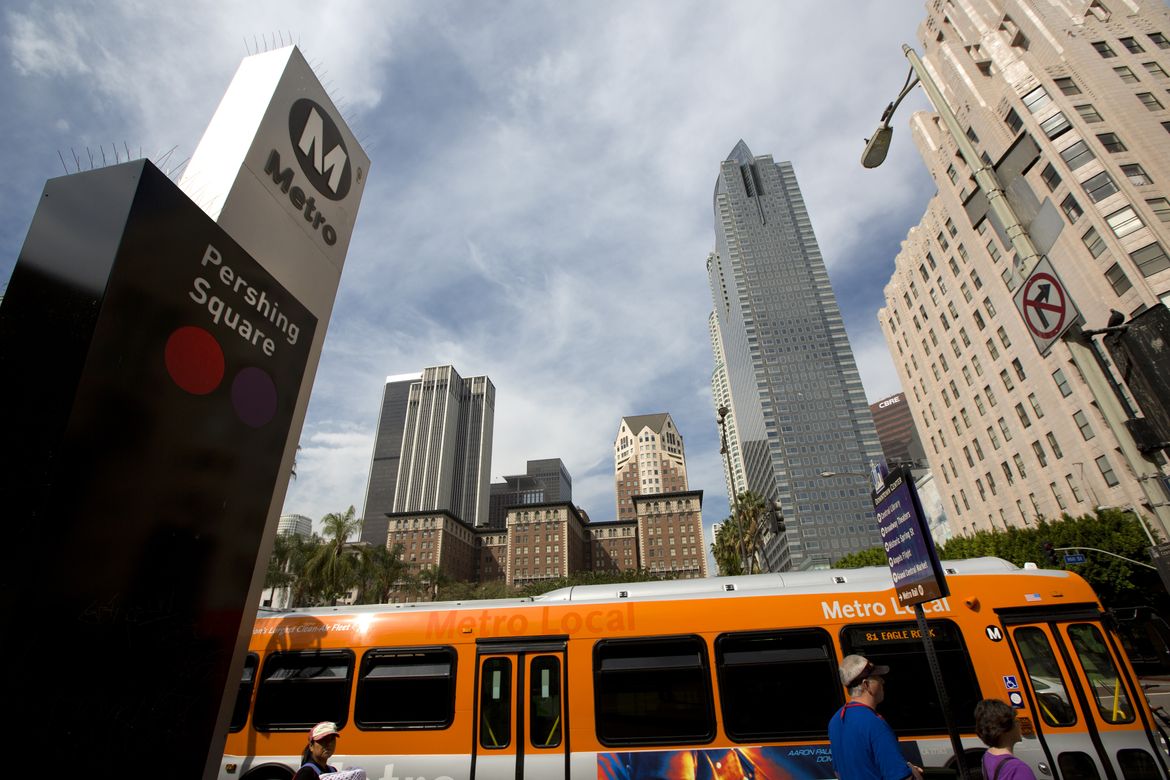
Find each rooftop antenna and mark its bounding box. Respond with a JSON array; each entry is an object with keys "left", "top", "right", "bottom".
[
  {"left": 112, "top": 144, "right": 119, "bottom": 164},
  {"left": 86, "top": 147, "right": 95, "bottom": 169},
  {"left": 57, "top": 150, "right": 69, "bottom": 175},
  {"left": 71, "top": 147, "right": 81, "bottom": 172},
  {"left": 100, "top": 146, "right": 108, "bottom": 166}
]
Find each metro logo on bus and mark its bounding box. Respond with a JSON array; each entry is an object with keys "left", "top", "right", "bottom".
[{"left": 289, "top": 98, "right": 351, "bottom": 200}]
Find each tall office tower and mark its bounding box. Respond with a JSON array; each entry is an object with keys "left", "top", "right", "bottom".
[
  {"left": 869, "top": 393, "right": 927, "bottom": 468},
  {"left": 359, "top": 372, "right": 422, "bottom": 546},
  {"left": 614, "top": 413, "right": 688, "bottom": 521},
  {"left": 878, "top": 1, "right": 1170, "bottom": 537},
  {"left": 707, "top": 141, "right": 886, "bottom": 571},
  {"left": 371, "top": 365, "right": 494, "bottom": 530},
  {"left": 709, "top": 308, "right": 746, "bottom": 502},
  {"left": 488, "top": 458, "right": 573, "bottom": 528}
]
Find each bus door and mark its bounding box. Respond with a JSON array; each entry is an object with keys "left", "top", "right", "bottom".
[
  {"left": 472, "top": 638, "right": 569, "bottom": 780},
  {"left": 1002, "top": 606, "right": 1167, "bottom": 780}
]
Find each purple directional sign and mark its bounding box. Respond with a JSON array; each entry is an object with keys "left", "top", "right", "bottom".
[{"left": 873, "top": 466, "right": 949, "bottom": 607}]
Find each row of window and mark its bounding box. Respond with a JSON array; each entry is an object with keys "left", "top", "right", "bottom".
[{"left": 233, "top": 620, "right": 983, "bottom": 746}]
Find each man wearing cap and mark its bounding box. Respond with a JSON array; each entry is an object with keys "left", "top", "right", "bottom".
[{"left": 828, "top": 654, "right": 923, "bottom": 780}]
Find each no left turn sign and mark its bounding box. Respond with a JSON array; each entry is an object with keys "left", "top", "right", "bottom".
[{"left": 1013, "top": 257, "right": 1080, "bottom": 355}]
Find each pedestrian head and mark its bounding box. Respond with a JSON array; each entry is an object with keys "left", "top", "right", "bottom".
[
  {"left": 975, "top": 699, "right": 1021, "bottom": 749},
  {"left": 839, "top": 654, "right": 890, "bottom": 701},
  {"left": 301, "top": 721, "right": 341, "bottom": 766}
]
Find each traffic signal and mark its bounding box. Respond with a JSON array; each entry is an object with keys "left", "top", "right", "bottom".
[{"left": 1042, "top": 541, "right": 1059, "bottom": 567}]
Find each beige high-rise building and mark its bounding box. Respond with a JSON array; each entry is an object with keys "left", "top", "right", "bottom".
[
  {"left": 879, "top": 1, "right": 1170, "bottom": 536},
  {"left": 708, "top": 307, "right": 746, "bottom": 500},
  {"left": 614, "top": 413, "right": 689, "bottom": 522}
]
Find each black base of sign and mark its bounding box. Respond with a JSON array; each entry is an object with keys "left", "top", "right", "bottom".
[{"left": 0, "top": 160, "right": 314, "bottom": 774}]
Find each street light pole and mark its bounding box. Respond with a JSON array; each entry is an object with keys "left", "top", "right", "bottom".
[
  {"left": 717, "top": 405, "right": 748, "bottom": 574},
  {"left": 864, "top": 44, "right": 1170, "bottom": 540}
]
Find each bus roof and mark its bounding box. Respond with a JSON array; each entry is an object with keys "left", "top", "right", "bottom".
[{"left": 257, "top": 557, "right": 1079, "bottom": 619}]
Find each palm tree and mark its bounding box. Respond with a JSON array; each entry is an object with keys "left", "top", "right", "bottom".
[
  {"left": 734, "top": 491, "right": 769, "bottom": 574},
  {"left": 417, "top": 565, "right": 450, "bottom": 601},
  {"left": 265, "top": 532, "right": 319, "bottom": 607},
  {"left": 354, "top": 543, "right": 406, "bottom": 604},
  {"left": 304, "top": 506, "right": 361, "bottom": 605},
  {"left": 712, "top": 519, "right": 744, "bottom": 576}
]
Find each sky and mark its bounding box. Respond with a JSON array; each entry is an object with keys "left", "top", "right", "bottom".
[{"left": 0, "top": 1, "right": 938, "bottom": 547}]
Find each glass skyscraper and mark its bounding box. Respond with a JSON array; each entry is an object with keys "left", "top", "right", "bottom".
[{"left": 707, "top": 141, "right": 885, "bottom": 570}]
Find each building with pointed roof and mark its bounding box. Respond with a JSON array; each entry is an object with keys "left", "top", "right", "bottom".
[{"left": 614, "top": 413, "right": 688, "bottom": 522}]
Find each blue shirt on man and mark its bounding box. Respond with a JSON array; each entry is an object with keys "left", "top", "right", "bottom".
[{"left": 828, "top": 702, "right": 913, "bottom": 780}]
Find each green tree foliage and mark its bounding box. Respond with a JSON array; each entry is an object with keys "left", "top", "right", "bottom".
[
  {"left": 831, "top": 509, "right": 1167, "bottom": 612},
  {"left": 303, "top": 505, "right": 362, "bottom": 605},
  {"left": 354, "top": 543, "right": 406, "bottom": 605},
  {"left": 833, "top": 546, "right": 889, "bottom": 569},
  {"left": 711, "top": 490, "right": 773, "bottom": 576},
  {"left": 712, "top": 520, "right": 744, "bottom": 576}
]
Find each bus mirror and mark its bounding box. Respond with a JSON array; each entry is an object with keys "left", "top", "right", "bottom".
[{"left": 964, "top": 597, "right": 980, "bottom": 611}]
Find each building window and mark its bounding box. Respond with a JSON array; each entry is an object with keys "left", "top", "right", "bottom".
[
  {"left": 1092, "top": 41, "right": 1117, "bottom": 58},
  {"left": 986, "top": 337, "right": 1000, "bottom": 360},
  {"left": 1061, "top": 194, "right": 1083, "bottom": 223},
  {"left": 997, "top": 326, "right": 1012, "bottom": 348},
  {"left": 1052, "top": 368, "right": 1072, "bottom": 397},
  {"left": 1105, "top": 262, "right": 1133, "bottom": 294},
  {"left": 1039, "top": 112, "right": 1071, "bottom": 139},
  {"left": 998, "top": 417, "right": 1014, "bottom": 442},
  {"left": 1023, "top": 86, "right": 1052, "bottom": 113},
  {"left": 1040, "top": 163, "right": 1062, "bottom": 191},
  {"left": 1151, "top": 33, "right": 1170, "bottom": 49},
  {"left": 1121, "top": 164, "right": 1153, "bottom": 186},
  {"left": 1046, "top": 432, "right": 1064, "bottom": 459},
  {"left": 1148, "top": 198, "right": 1170, "bottom": 223},
  {"left": 1054, "top": 76, "right": 1081, "bottom": 95},
  {"left": 1120, "top": 36, "right": 1146, "bottom": 53},
  {"left": 1137, "top": 92, "right": 1165, "bottom": 111},
  {"left": 1032, "top": 441, "right": 1049, "bottom": 467},
  {"left": 1066, "top": 474, "right": 1085, "bottom": 502},
  {"left": 1073, "top": 410, "right": 1095, "bottom": 440},
  {"left": 1106, "top": 207, "right": 1145, "bottom": 238},
  {"left": 1005, "top": 108, "right": 1023, "bottom": 133},
  {"left": 1028, "top": 392, "right": 1044, "bottom": 418},
  {"left": 1015, "top": 403, "right": 1032, "bottom": 428},
  {"left": 1082, "top": 226, "right": 1107, "bottom": 258},
  {"left": 1095, "top": 133, "right": 1127, "bottom": 155},
  {"left": 1144, "top": 62, "right": 1168, "bottom": 79},
  {"left": 988, "top": 426, "right": 1001, "bottom": 450},
  {"left": 1130, "top": 243, "right": 1170, "bottom": 277},
  {"left": 1059, "top": 140, "right": 1096, "bottom": 170},
  {"left": 1083, "top": 171, "right": 1119, "bottom": 203},
  {"left": 1075, "top": 103, "right": 1104, "bottom": 123},
  {"left": 1114, "top": 65, "right": 1140, "bottom": 84},
  {"left": 1095, "top": 455, "right": 1119, "bottom": 487}
]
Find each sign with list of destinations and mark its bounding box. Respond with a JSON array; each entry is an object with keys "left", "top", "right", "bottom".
[{"left": 873, "top": 466, "right": 949, "bottom": 607}]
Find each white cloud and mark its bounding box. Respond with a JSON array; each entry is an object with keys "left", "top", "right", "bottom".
[{"left": 2, "top": 0, "right": 936, "bottom": 544}]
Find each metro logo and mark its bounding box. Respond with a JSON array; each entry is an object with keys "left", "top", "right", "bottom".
[{"left": 288, "top": 98, "right": 350, "bottom": 200}]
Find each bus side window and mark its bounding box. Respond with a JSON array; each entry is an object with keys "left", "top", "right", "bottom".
[
  {"left": 229, "top": 653, "right": 258, "bottom": 732},
  {"left": 840, "top": 619, "right": 982, "bottom": 736},
  {"left": 1067, "top": 624, "right": 1135, "bottom": 724},
  {"left": 252, "top": 649, "right": 355, "bottom": 731},
  {"left": 355, "top": 647, "right": 457, "bottom": 730},
  {"left": 593, "top": 635, "right": 715, "bottom": 746},
  {"left": 715, "top": 628, "right": 842, "bottom": 741}
]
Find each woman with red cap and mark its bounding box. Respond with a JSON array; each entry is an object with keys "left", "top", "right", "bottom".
[{"left": 293, "top": 721, "right": 340, "bottom": 779}]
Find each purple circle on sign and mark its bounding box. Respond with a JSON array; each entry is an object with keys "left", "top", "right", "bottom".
[{"left": 231, "top": 367, "right": 277, "bottom": 428}]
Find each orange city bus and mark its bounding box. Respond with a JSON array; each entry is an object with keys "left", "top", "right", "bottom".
[{"left": 219, "top": 557, "right": 1169, "bottom": 780}]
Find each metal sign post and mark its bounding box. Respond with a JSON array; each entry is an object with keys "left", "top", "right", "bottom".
[{"left": 874, "top": 467, "right": 967, "bottom": 779}]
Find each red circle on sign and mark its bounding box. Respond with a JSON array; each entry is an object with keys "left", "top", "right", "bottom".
[
  {"left": 165, "top": 326, "right": 225, "bottom": 395},
  {"left": 1021, "top": 272, "right": 1066, "bottom": 339}
]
